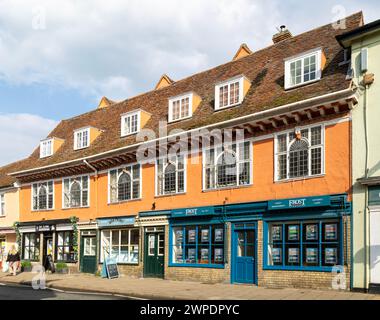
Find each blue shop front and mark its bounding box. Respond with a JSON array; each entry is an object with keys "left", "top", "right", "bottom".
[{"left": 139, "top": 194, "right": 352, "bottom": 289}]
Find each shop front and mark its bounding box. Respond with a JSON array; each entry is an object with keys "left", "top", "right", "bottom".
[
  {"left": 97, "top": 216, "right": 142, "bottom": 277},
  {"left": 0, "top": 228, "right": 17, "bottom": 270},
  {"left": 19, "top": 219, "right": 76, "bottom": 268},
  {"left": 140, "top": 194, "right": 351, "bottom": 289},
  {"left": 368, "top": 185, "right": 380, "bottom": 293}
]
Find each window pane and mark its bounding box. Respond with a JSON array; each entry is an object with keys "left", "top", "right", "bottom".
[
  {"left": 120, "top": 230, "right": 129, "bottom": 246},
  {"left": 311, "top": 147, "right": 322, "bottom": 175},
  {"left": 289, "top": 140, "right": 309, "bottom": 178},
  {"left": 311, "top": 127, "right": 322, "bottom": 145}
]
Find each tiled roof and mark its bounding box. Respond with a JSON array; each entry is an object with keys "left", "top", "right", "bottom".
[
  {"left": 0, "top": 159, "right": 29, "bottom": 188},
  {"left": 11, "top": 12, "right": 363, "bottom": 175}
]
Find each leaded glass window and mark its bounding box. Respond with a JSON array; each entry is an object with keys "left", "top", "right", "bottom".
[{"left": 109, "top": 165, "right": 141, "bottom": 203}]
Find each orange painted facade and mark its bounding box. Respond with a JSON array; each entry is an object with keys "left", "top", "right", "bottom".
[{"left": 19, "top": 119, "right": 351, "bottom": 223}]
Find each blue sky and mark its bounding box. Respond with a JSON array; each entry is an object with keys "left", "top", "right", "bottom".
[{"left": 0, "top": 0, "right": 379, "bottom": 165}]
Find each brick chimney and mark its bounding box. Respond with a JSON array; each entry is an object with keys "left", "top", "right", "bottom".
[{"left": 272, "top": 25, "right": 292, "bottom": 44}]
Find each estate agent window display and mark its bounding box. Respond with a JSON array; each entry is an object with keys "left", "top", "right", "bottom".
[
  {"left": 266, "top": 219, "right": 341, "bottom": 270},
  {"left": 171, "top": 224, "right": 225, "bottom": 267}
]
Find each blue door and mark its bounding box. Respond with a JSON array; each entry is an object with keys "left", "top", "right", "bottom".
[{"left": 232, "top": 225, "right": 256, "bottom": 284}]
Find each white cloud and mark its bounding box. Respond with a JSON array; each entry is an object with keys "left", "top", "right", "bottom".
[{"left": 0, "top": 113, "right": 58, "bottom": 166}]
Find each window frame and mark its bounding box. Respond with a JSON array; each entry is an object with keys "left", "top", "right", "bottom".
[
  {"left": 74, "top": 127, "right": 90, "bottom": 150},
  {"left": 121, "top": 110, "right": 141, "bottom": 137},
  {"left": 23, "top": 233, "right": 40, "bottom": 262},
  {"left": 56, "top": 231, "right": 76, "bottom": 263},
  {"left": 214, "top": 76, "right": 245, "bottom": 111},
  {"left": 0, "top": 193, "right": 5, "bottom": 217},
  {"left": 202, "top": 141, "right": 252, "bottom": 191},
  {"left": 107, "top": 164, "right": 142, "bottom": 204},
  {"left": 40, "top": 138, "right": 53, "bottom": 158},
  {"left": 284, "top": 48, "right": 322, "bottom": 89},
  {"left": 100, "top": 228, "right": 140, "bottom": 265},
  {"left": 264, "top": 218, "right": 343, "bottom": 272},
  {"left": 155, "top": 154, "right": 187, "bottom": 196},
  {"left": 168, "top": 93, "right": 193, "bottom": 123},
  {"left": 169, "top": 223, "right": 226, "bottom": 268},
  {"left": 62, "top": 175, "right": 90, "bottom": 209},
  {"left": 274, "top": 124, "right": 325, "bottom": 182},
  {"left": 31, "top": 180, "right": 54, "bottom": 211}
]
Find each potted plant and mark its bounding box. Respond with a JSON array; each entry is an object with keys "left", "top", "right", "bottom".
[
  {"left": 21, "top": 260, "right": 32, "bottom": 272},
  {"left": 55, "top": 262, "right": 69, "bottom": 274}
]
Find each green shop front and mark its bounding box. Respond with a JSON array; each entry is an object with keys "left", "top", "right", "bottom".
[{"left": 140, "top": 194, "right": 352, "bottom": 289}]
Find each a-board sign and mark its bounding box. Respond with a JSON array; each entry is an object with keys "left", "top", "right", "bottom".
[
  {"left": 101, "top": 257, "right": 119, "bottom": 279},
  {"left": 44, "top": 255, "right": 55, "bottom": 273}
]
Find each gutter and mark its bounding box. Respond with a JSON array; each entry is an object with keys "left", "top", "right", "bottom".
[{"left": 9, "top": 87, "right": 357, "bottom": 177}]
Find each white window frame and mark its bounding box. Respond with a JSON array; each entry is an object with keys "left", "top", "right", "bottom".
[
  {"left": 168, "top": 93, "right": 193, "bottom": 123},
  {"left": 202, "top": 142, "right": 253, "bottom": 191},
  {"left": 121, "top": 110, "right": 141, "bottom": 137},
  {"left": 83, "top": 237, "right": 96, "bottom": 256},
  {"left": 214, "top": 76, "right": 245, "bottom": 111},
  {"left": 31, "top": 180, "right": 55, "bottom": 211},
  {"left": 40, "top": 139, "right": 53, "bottom": 158},
  {"left": 0, "top": 193, "right": 5, "bottom": 217},
  {"left": 62, "top": 175, "right": 90, "bottom": 209},
  {"left": 107, "top": 164, "right": 142, "bottom": 204},
  {"left": 274, "top": 124, "right": 325, "bottom": 182},
  {"left": 74, "top": 127, "right": 90, "bottom": 150},
  {"left": 100, "top": 229, "right": 139, "bottom": 264},
  {"left": 284, "top": 48, "right": 322, "bottom": 90},
  {"left": 155, "top": 154, "right": 187, "bottom": 196}
]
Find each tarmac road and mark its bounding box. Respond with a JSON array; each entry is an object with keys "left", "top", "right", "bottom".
[{"left": 0, "top": 283, "right": 128, "bottom": 300}]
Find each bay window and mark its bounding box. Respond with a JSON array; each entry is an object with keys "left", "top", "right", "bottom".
[
  {"left": 109, "top": 165, "right": 141, "bottom": 203},
  {"left": 203, "top": 141, "right": 251, "bottom": 190},
  {"left": 275, "top": 125, "right": 323, "bottom": 181},
  {"left": 63, "top": 176, "right": 89, "bottom": 208},
  {"left": 101, "top": 229, "right": 139, "bottom": 264},
  {"left": 156, "top": 155, "right": 185, "bottom": 195},
  {"left": 32, "top": 181, "right": 54, "bottom": 211},
  {"left": 171, "top": 224, "right": 225, "bottom": 267},
  {"left": 266, "top": 219, "right": 341, "bottom": 270}
]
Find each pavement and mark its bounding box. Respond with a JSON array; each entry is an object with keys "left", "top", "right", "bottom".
[{"left": 0, "top": 271, "right": 379, "bottom": 300}]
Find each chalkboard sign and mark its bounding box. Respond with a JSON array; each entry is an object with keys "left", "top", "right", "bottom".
[
  {"left": 44, "top": 255, "right": 55, "bottom": 273},
  {"left": 102, "top": 257, "right": 119, "bottom": 279}
]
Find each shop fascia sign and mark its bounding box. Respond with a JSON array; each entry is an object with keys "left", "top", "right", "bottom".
[
  {"left": 171, "top": 206, "right": 215, "bottom": 218},
  {"left": 97, "top": 217, "right": 135, "bottom": 228},
  {"left": 35, "top": 224, "right": 56, "bottom": 232},
  {"left": 268, "top": 195, "right": 331, "bottom": 210}
]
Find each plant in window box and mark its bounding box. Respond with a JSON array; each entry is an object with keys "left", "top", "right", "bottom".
[
  {"left": 55, "top": 262, "right": 69, "bottom": 274},
  {"left": 21, "top": 260, "right": 32, "bottom": 272}
]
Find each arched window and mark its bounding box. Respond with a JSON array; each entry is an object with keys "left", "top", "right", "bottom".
[
  {"left": 70, "top": 181, "right": 82, "bottom": 207},
  {"left": 156, "top": 155, "right": 185, "bottom": 196},
  {"left": 216, "top": 150, "right": 237, "bottom": 187},
  {"left": 38, "top": 186, "right": 47, "bottom": 210},
  {"left": 63, "top": 176, "right": 89, "bottom": 208},
  {"left": 289, "top": 139, "right": 309, "bottom": 178},
  {"left": 118, "top": 171, "right": 132, "bottom": 201},
  {"left": 164, "top": 162, "right": 177, "bottom": 194}
]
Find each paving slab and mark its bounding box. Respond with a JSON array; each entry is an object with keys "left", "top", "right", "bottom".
[{"left": 0, "top": 272, "right": 379, "bottom": 300}]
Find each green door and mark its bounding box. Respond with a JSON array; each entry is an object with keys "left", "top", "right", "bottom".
[
  {"left": 80, "top": 233, "right": 97, "bottom": 274},
  {"left": 144, "top": 232, "right": 165, "bottom": 278}
]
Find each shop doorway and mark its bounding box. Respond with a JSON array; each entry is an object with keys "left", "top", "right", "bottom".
[
  {"left": 80, "top": 231, "right": 97, "bottom": 274},
  {"left": 231, "top": 223, "right": 257, "bottom": 284},
  {"left": 144, "top": 227, "right": 165, "bottom": 278},
  {"left": 43, "top": 233, "right": 53, "bottom": 263}
]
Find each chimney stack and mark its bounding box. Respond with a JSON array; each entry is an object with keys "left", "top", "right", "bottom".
[{"left": 272, "top": 25, "right": 292, "bottom": 44}]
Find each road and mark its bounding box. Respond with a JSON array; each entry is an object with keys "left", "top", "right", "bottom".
[{"left": 0, "top": 283, "right": 128, "bottom": 300}]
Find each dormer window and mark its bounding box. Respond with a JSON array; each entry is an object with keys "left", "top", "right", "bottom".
[
  {"left": 285, "top": 49, "right": 323, "bottom": 89},
  {"left": 40, "top": 139, "right": 53, "bottom": 158},
  {"left": 215, "top": 76, "right": 249, "bottom": 111},
  {"left": 121, "top": 111, "right": 140, "bottom": 136},
  {"left": 168, "top": 94, "right": 192, "bottom": 122},
  {"left": 74, "top": 128, "right": 90, "bottom": 150}
]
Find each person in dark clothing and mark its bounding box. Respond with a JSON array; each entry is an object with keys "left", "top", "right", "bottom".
[{"left": 6, "top": 246, "right": 21, "bottom": 276}]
